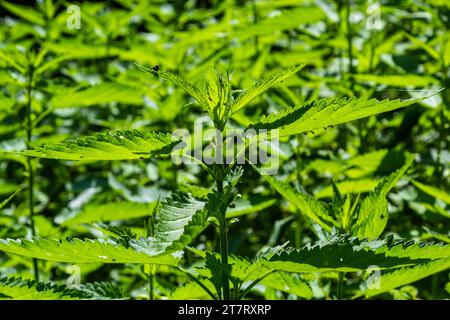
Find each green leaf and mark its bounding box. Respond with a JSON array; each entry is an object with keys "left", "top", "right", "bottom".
[
  {"left": 136, "top": 64, "right": 209, "bottom": 112},
  {"left": 0, "top": 92, "right": 15, "bottom": 112},
  {"left": 49, "top": 83, "right": 145, "bottom": 109},
  {"left": 46, "top": 41, "right": 121, "bottom": 60},
  {"left": 259, "top": 271, "right": 312, "bottom": 298},
  {"left": 0, "top": 238, "right": 178, "bottom": 265},
  {"left": 374, "top": 236, "right": 450, "bottom": 260},
  {"left": 194, "top": 251, "right": 312, "bottom": 298},
  {"left": 228, "top": 255, "right": 312, "bottom": 298},
  {"left": 314, "top": 179, "right": 379, "bottom": 199},
  {"left": 20, "top": 129, "right": 177, "bottom": 161},
  {"left": 351, "top": 155, "right": 414, "bottom": 240},
  {"left": 353, "top": 74, "right": 438, "bottom": 88},
  {"left": 0, "top": 277, "right": 88, "bottom": 300},
  {"left": 0, "top": 1, "right": 45, "bottom": 26},
  {"left": 226, "top": 197, "right": 277, "bottom": 219},
  {"left": 257, "top": 171, "right": 336, "bottom": 232},
  {"left": 412, "top": 180, "right": 450, "bottom": 205},
  {"left": 232, "top": 65, "right": 305, "bottom": 113},
  {"left": 0, "top": 277, "right": 123, "bottom": 300},
  {"left": 202, "top": 252, "right": 228, "bottom": 299},
  {"left": 234, "top": 6, "right": 325, "bottom": 39},
  {"left": 149, "top": 192, "right": 207, "bottom": 253},
  {"left": 58, "top": 202, "right": 156, "bottom": 226},
  {"left": 0, "top": 188, "right": 21, "bottom": 210},
  {"left": 0, "top": 48, "right": 26, "bottom": 74},
  {"left": 263, "top": 236, "right": 448, "bottom": 273},
  {"left": 249, "top": 97, "right": 421, "bottom": 137},
  {"left": 78, "top": 282, "right": 125, "bottom": 299},
  {"left": 404, "top": 32, "right": 440, "bottom": 61},
  {"left": 170, "top": 281, "right": 216, "bottom": 300},
  {"left": 354, "top": 257, "right": 450, "bottom": 299}
]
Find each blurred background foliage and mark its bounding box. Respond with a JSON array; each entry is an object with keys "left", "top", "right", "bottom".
[{"left": 0, "top": 0, "right": 448, "bottom": 299}]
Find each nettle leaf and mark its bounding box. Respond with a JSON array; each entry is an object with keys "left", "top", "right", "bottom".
[
  {"left": 257, "top": 171, "right": 337, "bottom": 232},
  {"left": 136, "top": 64, "right": 209, "bottom": 111},
  {"left": 228, "top": 255, "right": 312, "bottom": 298},
  {"left": 315, "top": 179, "right": 380, "bottom": 198},
  {"left": 0, "top": 92, "right": 15, "bottom": 112},
  {"left": 0, "top": 238, "right": 178, "bottom": 265},
  {"left": 411, "top": 180, "right": 450, "bottom": 205},
  {"left": 351, "top": 155, "right": 414, "bottom": 240},
  {"left": 58, "top": 202, "right": 156, "bottom": 226},
  {"left": 138, "top": 64, "right": 304, "bottom": 124},
  {"left": 0, "top": 188, "right": 21, "bottom": 210},
  {"left": 0, "top": 277, "right": 123, "bottom": 300},
  {"left": 260, "top": 270, "right": 312, "bottom": 298},
  {"left": 195, "top": 251, "right": 312, "bottom": 298},
  {"left": 354, "top": 257, "right": 450, "bottom": 299},
  {"left": 249, "top": 97, "right": 421, "bottom": 137},
  {"left": 49, "top": 83, "right": 145, "bottom": 109},
  {"left": 204, "top": 69, "right": 233, "bottom": 125},
  {"left": 234, "top": 6, "right": 325, "bottom": 39},
  {"left": 232, "top": 64, "right": 305, "bottom": 113},
  {"left": 262, "top": 236, "right": 450, "bottom": 273},
  {"left": 353, "top": 74, "right": 438, "bottom": 88},
  {"left": 78, "top": 282, "right": 125, "bottom": 299},
  {"left": 0, "top": 277, "right": 89, "bottom": 300},
  {"left": 226, "top": 197, "right": 277, "bottom": 219},
  {"left": 170, "top": 281, "right": 216, "bottom": 300},
  {"left": 203, "top": 252, "right": 229, "bottom": 298},
  {"left": 148, "top": 192, "right": 207, "bottom": 253},
  {"left": 373, "top": 236, "right": 450, "bottom": 260},
  {"left": 20, "top": 129, "right": 177, "bottom": 160},
  {"left": 0, "top": 192, "right": 207, "bottom": 264},
  {"left": 92, "top": 194, "right": 206, "bottom": 256},
  {"left": 0, "top": 1, "right": 45, "bottom": 26},
  {"left": 256, "top": 156, "right": 412, "bottom": 239}
]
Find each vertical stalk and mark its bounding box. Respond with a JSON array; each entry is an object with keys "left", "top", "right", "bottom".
[
  {"left": 216, "top": 169, "right": 231, "bottom": 300},
  {"left": 294, "top": 135, "right": 303, "bottom": 248},
  {"left": 26, "top": 66, "right": 39, "bottom": 281},
  {"left": 148, "top": 271, "right": 154, "bottom": 300},
  {"left": 145, "top": 212, "right": 156, "bottom": 300}
]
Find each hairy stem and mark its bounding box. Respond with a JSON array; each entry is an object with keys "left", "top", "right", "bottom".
[
  {"left": 216, "top": 170, "right": 231, "bottom": 300},
  {"left": 295, "top": 135, "right": 303, "bottom": 247},
  {"left": 148, "top": 273, "right": 154, "bottom": 300},
  {"left": 145, "top": 213, "right": 156, "bottom": 300}
]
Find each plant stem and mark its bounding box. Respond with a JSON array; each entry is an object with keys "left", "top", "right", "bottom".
[
  {"left": 148, "top": 272, "right": 154, "bottom": 300},
  {"left": 145, "top": 213, "right": 156, "bottom": 300},
  {"left": 216, "top": 171, "right": 231, "bottom": 300},
  {"left": 25, "top": 66, "right": 39, "bottom": 281},
  {"left": 294, "top": 135, "right": 303, "bottom": 247}
]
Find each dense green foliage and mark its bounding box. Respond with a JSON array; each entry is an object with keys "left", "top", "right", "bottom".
[{"left": 0, "top": 0, "right": 448, "bottom": 300}]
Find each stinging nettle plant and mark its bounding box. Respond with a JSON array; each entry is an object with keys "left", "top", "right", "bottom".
[{"left": 0, "top": 62, "right": 448, "bottom": 300}]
